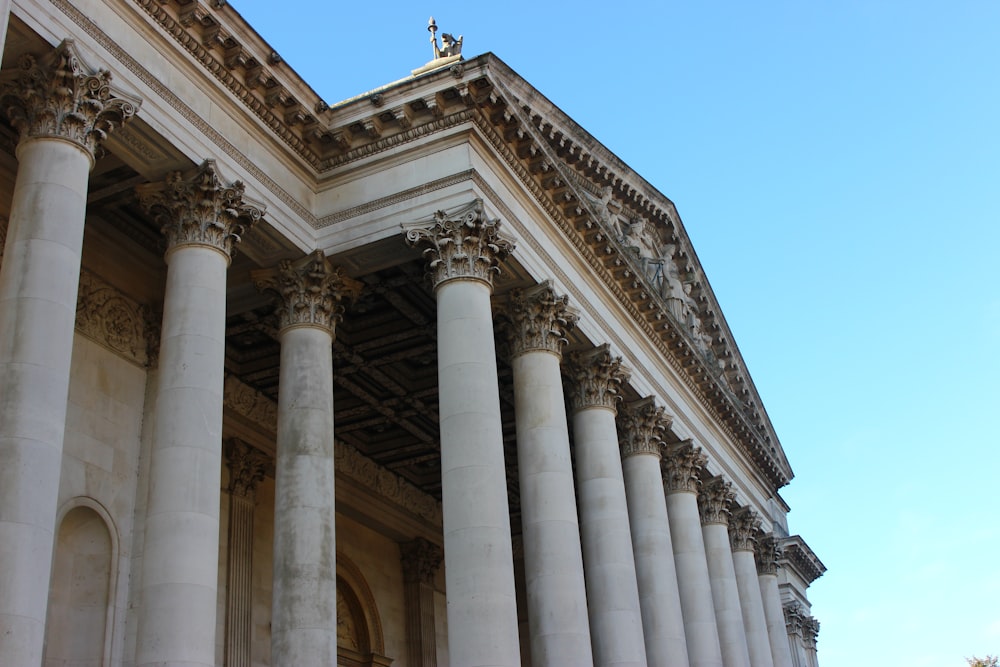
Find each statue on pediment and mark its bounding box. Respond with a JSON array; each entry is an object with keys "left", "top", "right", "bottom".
[{"left": 429, "top": 17, "right": 463, "bottom": 60}]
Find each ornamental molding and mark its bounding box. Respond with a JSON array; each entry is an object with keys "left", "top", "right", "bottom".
[
  {"left": 136, "top": 159, "right": 264, "bottom": 259},
  {"left": 402, "top": 199, "right": 515, "bottom": 290},
  {"left": 223, "top": 373, "right": 279, "bottom": 433},
  {"left": 335, "top": 440, "right": 441, "bottom": 526},
  {"left": 74, "top": 269, "right": 152, "bottom": 367},
  {"left": 253, "top": 250, "right": 362, "bottom": 334},
  {"left": 399, "top": 537, "right": 444, "bottom": 585},
  {"left": 729, "top": 507, "right": 762, "bottom": 552},
  {"left": 783, "top": 601, "right": 806, "bottom": 635},
  {"left": 755, "top": 534, "right": 782, "bottom": 576},
  {"left": 564, "top": 344, "right": 631, "bottom": 412},
  {"left": 617, "top": 397, "right": 670, "bottom": 460},
  {"left": 661, "top": 440, "right": 708, "bottom": 494},
  {"left": 0, "top": 39, "right": 139, "bottom": 160},
  {"left": 779, "top": 535, "right": 827, "bottom": 584},
  {"left": 501, "top": 280, "right": 578, "bottom": 358},
  {"left": 698, "top": 477, "right": 735, "bottom": 526},
  {"left": 225, "top": 439, "right": 268, "bottom": 499}
]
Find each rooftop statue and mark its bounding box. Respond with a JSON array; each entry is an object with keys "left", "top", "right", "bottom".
[{"left": 428, "top": 17, "right": 463, "bottom": 60}]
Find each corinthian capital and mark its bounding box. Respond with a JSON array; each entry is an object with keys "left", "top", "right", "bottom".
[
  {"left": 698, "top": 476, "right": 735, "bottom": 526},
  {"left": 402, "top": 199, "right": 515, "bottom": 290},
  {"left": 253, "top": 250, "right": 362, "bottom": 335},
  {"left": 661, "top": 440, "right": 707, "bottom": 494},
  {"left": 729, "top": 507, "right": 762, "bottom": 552},
  {"left": 755, "top": 534, "right": 782, "bottom": 575},
  {"left": 136, "top": 160, "right": 264, "bottom": 260},
  {"left": 564, "top": 344, "right": 631, "bottom": 412},
  {"left": 617, "top": 397, "right": 670, "bottom": 459},
  {"left": 502, "top": 281, "right": 578, "bottom": 357},
  {"left": 0, "top": 39, "right": 139, "bottom": 160},
  {"left": 400, "top": 538, "right": 444, "bottom": 585},
  {"left": 225, "top": 440, "right": 268, "bottom": 499}
]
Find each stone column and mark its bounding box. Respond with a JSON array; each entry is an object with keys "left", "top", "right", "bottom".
[
  {"left": 801, "top": 616, "right": 820, "bottom": 667},
  {"left": 662, "top": 441, "right": 724, "bottom": 667},
  {"left": 400, "top": 538, "right": 444, "bottom": 667},
  {"left": 0, "top": 0, "right": 10, "bottom": 63},
  {"left": 729, "top": 508, "right": 774, "bottom": 667},
  {"left": 403, "top": 200, "right": 521, "bottom": 667},
  {"left": 757, "top": 536, "right": 794, "bottom": 667},
  {"left": 502, "top": 282, "right": 593, "bottom": 667},
  {"left": 0, "top": 40, "right": 136, "bottom": 666},
  {"left": 783, "top": 603, "right": 807, "bottom": 667},
  {"left": 224, "top": 440, "right": 268, "bottom": 667},
  {"left": 254, "top": 250, "right": 361, "bottom": 665},
  {"left": 565, "top": 346, "right": 647, "bottom": 667},
  {"left": 617, "top": 398, "right": 688, "bottom": 667},
  {"left": 698, "top": 477, "right": 751, "bottom": 667},
  {"left": 135, "top": 160, "right": 261, "bottom": 667}
]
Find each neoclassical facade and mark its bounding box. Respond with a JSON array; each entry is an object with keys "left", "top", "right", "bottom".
[{"left": 0, "top": 2, "right": 824, "bottom": 666}]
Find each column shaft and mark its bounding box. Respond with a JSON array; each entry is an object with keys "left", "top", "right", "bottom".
[
  {"left": 137, "top": 244, "right": 229, "bottom": 667},
  {"left": 759, "top": 575, "right": 793, "bottom": 667},
  {"left": 732, "top": 550, "right": 773, "bottom": 667},
  {"left": 271, "top": 325, "right": 337, "bottom": 663},
  {"left": 437, "top": 278, "right": 520, "bottom": 667},
  {"left": 0, "top": 137, "right": 91, "bottom": 665},
  {"left": 573, "top": 407, "right": 647, "bottom": 667},
  {"left": 512, "top": 350, "right": 592, "bottom": 666},
  {"left": 702, "top": 523, "right": 751, "bottom": 667}
]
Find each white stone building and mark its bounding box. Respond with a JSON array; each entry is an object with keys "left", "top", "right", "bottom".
[{"left": 0, "top": 2, "right": 824, "bottom": 665}]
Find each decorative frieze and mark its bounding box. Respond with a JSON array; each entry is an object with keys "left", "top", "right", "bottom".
[
  {"left": 225, "top": 439, "right": 268, "bottom": 499},
  {"left": 0, "top": 39, "right": 138, "bottom": 158},
  {"left": 729, "top": 507, "right": 762, "bottom": 552},
  {"left": 335, "top": 441, "right": 441, "bottom": 526},
  {"left": 661, "top": 440, "right": 708, "bottom": 494},
  {"left": 400, "top": 538, "right": 444, "bottom": 585},
  {"left": 564, "top": 344, "right": 631, "bottom": 412},
  {"left": 75, "top": 269, "right": 150, "bottom": 367},
  {"left": 136, "top": 159, "right": 263, "bottom": 259},
  {"left": 697, "top": 476, "right": 734, "bottom": 526},
  {"left": 223, "top": 374, "right": 279, "bottom": 433},
  {"left": 252, "top": 250, "right": 362, "bottom": 334},
  {"left": 502, "top": 280, "right": 578, "bottom": 357},
  {"left": 755, "top": 534, "right": 782, "bottom": 576},
  {"left": 617, "top": 397, "right": 670, "bottom": 459},
  {"left": 402, "top": 199, "right": 515, "bottom": 289}
]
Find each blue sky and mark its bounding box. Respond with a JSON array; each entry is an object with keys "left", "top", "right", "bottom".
[{"left": 232, "top": 2, "right": 1000, "bottom": 664}]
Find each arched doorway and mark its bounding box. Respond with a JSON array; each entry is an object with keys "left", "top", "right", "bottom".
[{"left": 336, "top": 553, "right": 392, "bottom": 667}]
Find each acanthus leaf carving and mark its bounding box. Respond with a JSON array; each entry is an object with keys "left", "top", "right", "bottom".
[
  {"left": 252, "top": 249, "right": 362, "bottom": 334},
  {"left": 225, "top": 439, "right": 269, "bottom": 498},
  {"left": 729, "top": 507, "right": 762, "bottom": 552},
  {"left": 74, "top": 269, "right": 149, "bottom": 367},
  {"left": 402, "top": 199, "right": 515, "bottom": 289},
  {"left": 136, "top": 159, "right": 264, "bottom": 259},
  {"left": 399, "top": 537, "right": 444, "bottom": 585},
  {"left": 0, "top": 39, "right": 139, "bottom": 158},
  {"left": 501, "top": 280, "right": 578, "bottom": 357},
  {"left": 697, "top": 476, "right": 735, "bottom": 526},
  {"left": 617, "top": 397, "right": 670, "bottom": 460},
  {"left": 661, "top": 440, "right": 708, "bottom": 494},
  {"left": 755, "top": 533, "right": 782, "bottom": 576},
  {"left": 564, "top": 344, "right": 631, "bottom": 412}
]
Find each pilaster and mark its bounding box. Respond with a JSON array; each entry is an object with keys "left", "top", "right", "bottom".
[
  {"left": 224, "top": 440, "right": 268, "bottom": 667},
  {"left": 400, "top": 538, "right": 444, "bottom": 667}
]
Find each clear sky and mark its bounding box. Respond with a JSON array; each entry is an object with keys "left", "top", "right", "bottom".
[{"left": 231, "top": 2, "right": 1000, "bottom": 664}]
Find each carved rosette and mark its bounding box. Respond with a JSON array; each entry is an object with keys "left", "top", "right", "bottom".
[
  {"left": 564, "top": 344, "right": 631, "bottom": 412},
  {"left": 661, "top": 440, "right": 708, "bottom": 494},
  {"left": 253, "top": 250, "right": 362, "bottom": 335},
  {"left": 755, "top": 534, "right": 782, "bottom": 575},
  {"left": 617, "top": 397, "right": 670, "bottom": 459},
  {"left": 698, "top": 477, "right": 735, "bottom": 526},
  {"left": 399, "top": 538, "right": 444, "bottom": 585},
  {"left": 502, "top": 280, "right": 578, "bottom": 358},
  {"left": 136, "top": 159, "right": 263, "bottom": 260},
  {"left": 402, "top": 199, "right": 515, "bottom": 290},
  {"left": 75, "top": 269, "right": 149, "bottom": 366},
  {"left": 225, "top": 440, "right": 268, "bottom": 499},
  {"left": 0, "top": 39, "right": 139, "bottom": 159},
  {"left": 729, "top": 507, "right": 762, "bottom": 552}
]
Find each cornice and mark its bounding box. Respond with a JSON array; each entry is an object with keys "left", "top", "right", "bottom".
[{"left": 779, "top": 535, "right": 827, "bottom": 585}]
